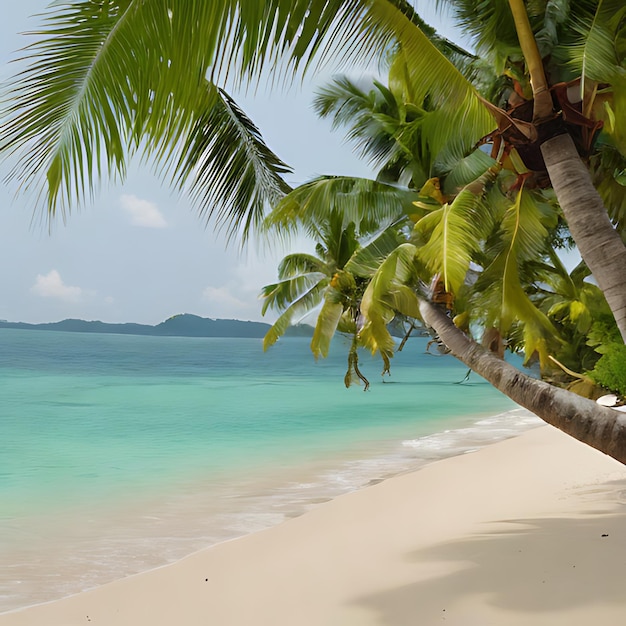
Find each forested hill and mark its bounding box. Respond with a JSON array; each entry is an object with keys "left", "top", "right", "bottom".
[{"left": 0, "top": 314, "right": 313, "bottom": 339}]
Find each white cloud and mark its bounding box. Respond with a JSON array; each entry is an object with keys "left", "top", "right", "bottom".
[
  {"left": 31, "top": 270, "right": 83, "bottom": 302},
  {"left": 120, "top": 194, "right": 167, "bottom": 228}
]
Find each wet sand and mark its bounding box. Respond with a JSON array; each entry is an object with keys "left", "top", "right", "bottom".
[{"left": 2, "top": 425, "right": 625, "bottom": 626}]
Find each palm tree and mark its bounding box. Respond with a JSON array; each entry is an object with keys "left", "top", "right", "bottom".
[
  {"left": 265, "top": 5, "right": 626, "bottom": 460},
  {"left": 505, "top": 0, "right": 626, "bottom": 344},
  {"left": 316, "top": 69, "right": 571, "bottom": 370},
  {"left": 260, "top": 176, "right": 413, "bottom": 389},
  {"left": 2, "top": 1, "right": 626, "bottom": 461}
]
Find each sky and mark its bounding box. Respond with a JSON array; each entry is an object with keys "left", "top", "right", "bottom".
[{"left": 0, "top": 1, "right": 456, "bottom": 325}]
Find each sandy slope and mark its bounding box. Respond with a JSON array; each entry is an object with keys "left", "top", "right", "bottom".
[{"left": 2, "top": 425, "right": 626, "bottom": 626}]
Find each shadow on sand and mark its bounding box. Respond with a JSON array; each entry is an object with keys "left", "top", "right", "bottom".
[{"left": 354, "top": 483, "right": 626, "bottom": 624}]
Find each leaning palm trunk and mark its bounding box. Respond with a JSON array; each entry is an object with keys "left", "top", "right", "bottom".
[
  {"left": 418, "top": 299, "right": 626, "bottom": 465},
  {"left": 542, "top": 135, "right": 626, "bottom": 343}
]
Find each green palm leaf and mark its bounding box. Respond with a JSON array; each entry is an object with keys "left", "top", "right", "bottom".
[
  {"left": 344, "top": 225, "right": 408, "bottom": 277},
  {"left": 414, "top": 167, "right": 497, "bottom": 293},
  {"left": 388, "top": 70, "right": 493, "bottom": 174},
  {"left": 441, "top": 149, "right": 497, "bottom": 194},
  {"left": 262, "top": 278, "right": 328, "bottom": 350},
  {"left": 2, "top": 1, "right": 136, "bottom": 217},
  {"left": 263, "top": 213, "right": 370, "bottom": 357},
  {"left": 275, "top": 253, "right": 330, "bottom": 279},
  {"left": 1, "top": 2, "right": 292, "bottom": 237},
  {"left": 534, "top": 0, "right": 573, "bottom": 60},
  {"left": 359, "top": 243, "right": 420, "bottom": 360},
  {"left": 590, "top": 145, "right": 626, "bottom": 230},
  {"left": 311, "top": 300, "right": 345, "bottom": 358},
  {"left": 478, "top": 188, "right": 560, "bottom": 366},
  {"left": 314, "top": 76, "right": 408, "bottom": 171},
  {"left": 2, "top": 0, "right": 495, "bottom": 235},
  {"left": 314, "top": 72, "right": 484, "bottom": 189},
  {"left": 444, "top": 0, "right": 521, "bottom": 74},
  {"left": 567, "top": 0, "right": 626, "bottom": 155},
  {"left": 172, "top": 86, "right": 292, "bottom": 240},
  {"left": 263, "top": 176, "right": 417, "bottom": 240},
  {"left": 533, "top": 253, "right": 613, "bottom": 370},
  {"left": 261, "top": 271, "right": 328, "bottom": 316}
]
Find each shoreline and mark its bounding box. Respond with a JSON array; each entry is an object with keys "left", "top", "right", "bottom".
[
  {"left": 3, "top": 424, "right": 626, "bottom": 625},
  {"left": 0, "top": 407, "right": 540, "bottom": 614},
  {"left": 1, "top": 331, "right": 531, "bottom": 614}
]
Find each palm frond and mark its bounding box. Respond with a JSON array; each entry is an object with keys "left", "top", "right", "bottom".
[
  {"left": 566, "top": 0, "right": 626, "bottom": 155},
  {"left": 568, "top": 0, "right": 626, "bottom": 88},
  {"left": 313, "top": 71, "right": 464, "bottom": 187},
  {"left": 440, "top": 148, "right": 497, "bottom": 194},
  {"left": 385, "top": 0, "right": 477, "bottom": 63},
  {"left": 314, "top": 76, "right": 407, "bottom": 170},
  {"left": 172, "top": 86, "right": 291, "bottom": 241},
  {"left": 2, "top": 1, "right": 137, "bottom": 217},
  {"left": 533, "top": 0, "right": 572, "bottom": 59},
  {"left": 261, "top": 272, "right": 328, "bottom": 315},
  {"left": 1, "top": 2, "right": 292, "bottom": 238},
  {"left": 533, "top": 250, "right": 610, "bottom": 340},
  {"left": 439, "top": 0, "right": 522, "bottom": 75},
  {"left": 345, "top": 225, "right": 408, "bottom": 277},
  {"left": 590, "top": 145, "right": 626, "bottom": 231},
  {"left": 477, "top": 188, "right": 560, "bottom": 367},
  {"left": 263, "top": 176, "right": 417, "bottom": 240},
  {"left": 414, "top": 167, "right": 497, "bottom": 293},
  {"left": 387, "top": 46, "right": 495, "bottom": 165},
  {"left": 310, "top": 300, "right": 344, "bottom": 358},
  {"left": 262, "top": 279, "right": 328, "bottom": 350},
  {"left": 276, "top": 253, "right": 330, "bottom": 279},
  {"left": 359, "top": 243, "right": 420, "bottom": 360},
  {"left": 2, "top": 0, "right": 497, "bottom": 235},
  {"left": 393, "top": 99, "right": 489, "bottom": 178}
]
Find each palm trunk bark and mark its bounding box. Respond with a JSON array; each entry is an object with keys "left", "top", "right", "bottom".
[
  {"left": 419, "top": 299, "right": 626, "bottom": 465},
  {"left": 541, "top": 134, "right": 626, "bottom": 343}
]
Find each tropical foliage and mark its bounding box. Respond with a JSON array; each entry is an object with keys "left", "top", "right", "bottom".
[
  {"left": 260, "top": 177, "right": 412, "bottom": 388},
  {"left": 591, "top": 345, "right": 626, "bottom": 395},
  {"left": 264, "top": 58, "right": 620, "bottom": 396},
  {"left": 258, "top": 0, "right": 626, "bottom": 403},
  {"left": 3, "top": 0, "right": 626, "bottom": 459}
]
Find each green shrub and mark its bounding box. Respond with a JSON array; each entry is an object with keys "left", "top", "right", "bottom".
[{"left": 590, "top": 344, "right": 626, "bottom": 396}]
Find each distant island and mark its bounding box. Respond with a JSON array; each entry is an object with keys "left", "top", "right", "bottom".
[{"left": 0, "top": 314, "right": 314, "bottom": 339}]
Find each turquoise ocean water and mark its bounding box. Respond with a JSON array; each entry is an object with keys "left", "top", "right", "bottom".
[{"left": 0, "top": 329, "right": 540, "bottom": 612}]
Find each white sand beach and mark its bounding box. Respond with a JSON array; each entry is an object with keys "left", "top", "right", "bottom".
[{"left": 2, "top": 424, "right": 626, "bottom": 626}]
